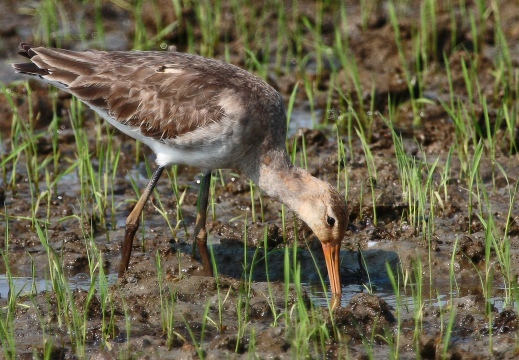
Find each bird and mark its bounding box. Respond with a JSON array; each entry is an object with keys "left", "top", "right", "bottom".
[{"left": 12, "top": 43, "right": 348, "bottom": 308}]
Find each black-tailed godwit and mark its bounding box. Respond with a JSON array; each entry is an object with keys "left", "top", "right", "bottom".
[{"left": 13, "top": 43, "right": 348, "bottom": 307}]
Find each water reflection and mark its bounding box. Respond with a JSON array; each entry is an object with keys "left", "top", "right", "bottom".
[{"left": 0, "top": 273, "right": 118, "bottom": 299}]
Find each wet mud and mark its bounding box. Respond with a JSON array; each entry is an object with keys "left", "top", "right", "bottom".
[{"left": 1, "top": 0, "right": 519, "bottom": 359}]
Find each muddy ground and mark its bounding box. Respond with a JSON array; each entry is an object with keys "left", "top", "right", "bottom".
[{"left": 1, "top": 0, "right": 519, "bottom": 359}]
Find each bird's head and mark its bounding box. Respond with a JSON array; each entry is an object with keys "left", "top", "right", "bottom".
[{"left": 297, "top": 182, "right": 348, "bottom": 308}]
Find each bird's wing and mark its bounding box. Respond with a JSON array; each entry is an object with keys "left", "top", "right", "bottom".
[{"left": 13, "top": 43, "right": 236, "bottom": 140}]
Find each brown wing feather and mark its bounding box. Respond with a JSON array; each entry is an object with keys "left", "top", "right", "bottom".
[{"left": 13, "top": 44, "right": 240, "bottom": 140}]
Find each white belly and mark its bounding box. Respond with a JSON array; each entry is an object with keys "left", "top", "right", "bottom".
[{"left": 90, "top": 105, "right": 237, "bottom": 169}]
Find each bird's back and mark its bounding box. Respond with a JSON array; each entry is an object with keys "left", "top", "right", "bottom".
[{"left": 13, "top": 44, "right": 288, "bottom": 169}]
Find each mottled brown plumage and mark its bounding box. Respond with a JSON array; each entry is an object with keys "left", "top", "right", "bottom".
[
  {"left": 15, "top": 45, "right": 278, "bottom": 142},
  {"left": 13, "top": 43, "right": 348, "bottom": 308}
]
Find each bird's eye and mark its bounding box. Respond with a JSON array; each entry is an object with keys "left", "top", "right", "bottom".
[{"left": 326, "top": 216, "right": 336, "bottom": 227}]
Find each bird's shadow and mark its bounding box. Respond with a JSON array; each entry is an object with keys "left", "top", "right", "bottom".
[{"left": 170, "top": 238, "right": 399, "bottom": 289}]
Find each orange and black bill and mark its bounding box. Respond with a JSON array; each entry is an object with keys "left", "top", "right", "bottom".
[{"left": 322, "top": 242, "right": 342, "bottom": 309}]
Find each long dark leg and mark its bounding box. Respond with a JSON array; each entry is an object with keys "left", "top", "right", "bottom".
[
  {"left": 192, "top": 170, "right": 213, "bottom": 276},
  {"left": 118, "top": 166, "right": 165, "bottom": 278}
]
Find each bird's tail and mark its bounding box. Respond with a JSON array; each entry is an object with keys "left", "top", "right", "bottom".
[
  {"left": 12, "top": 43, "right": 50, "bottom": 76},
  {"left": 12, "top": 43, "right": 96, "bottom": 87}
]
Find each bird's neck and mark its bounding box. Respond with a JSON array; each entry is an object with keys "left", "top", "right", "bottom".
[{"left": 250, "top": 149, "right": 316, "bottom": 217}]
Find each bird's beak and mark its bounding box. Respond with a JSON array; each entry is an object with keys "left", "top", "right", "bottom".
[{"left": 322, "top": 242, "right": 342, "bottom": 309}]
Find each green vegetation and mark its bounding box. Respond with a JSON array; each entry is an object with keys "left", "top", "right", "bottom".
[{"left": 0, "top": 0, "right": 518, "bottom": 358}]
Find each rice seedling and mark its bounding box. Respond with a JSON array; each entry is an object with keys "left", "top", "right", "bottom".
[
  {"left": 285, "top": 82, "right": 298, "bottom": 137},
  {"left": 15, "top": 83, "right": 41, "bottom": 190},
  {"left": 387, "top": 113, "right": 440, "bottom": 239},
  {"left": 468, "top": 12, "right": 480, "bottom": 55},
  {"left": 359, "top": 0, "right": 376, "bottom": 30},
  {"left": 438, "top": 147, "right": 453, "bottom": 208},
  {"left": 183, "top": 305, "right": 209, "bottom": 359},
  {"left": 287, "top": 248, "right": 316, "bottom": 357},
  {"left": 68, "top": 97, "right": 111, "bottom": 230},
  {"left": 132, "top": 0, "right": 148, "bottom": 50},
  {"left": 355, "top": 126, "right": 377, "bottom": 225},
  {"left": 244, "top": 48, "right": 269, "bottom": 80},
  {"left": 165, "top": 166, "right": 189, "bottom": 236},
  {"left": 466, "top": 141, "right": 483, "bottom": 231},
  {"left": 247, "top": 329, "right": 257, "bottom": 358},
  {"left": 235, "top": 227, "right": 261, "bottom": 351},
  {"left": 357, "top": 249, "right": 374, "bottom": 294},
  {"left": 96, "top": 264, "right": 116, "bottom": 347},
  {"left": 34, "top": 0, "right": 63, "bottom": 46},
  {"left": 334, "top": 39, "right": 370, "bottom": 135},
  {"left": 476, "top": 162, "right": 518, "bottom": 306},
  {"left": 418, "top": 0, "right": 438, "bottom": 67},
  {"left": 262, "top": 228, "right": 283, "bottom": 327},
  {"left": 388, "top": 1, "right": 420, "bottom": 126},
  {"left": 449, "top": 236, "right": 461, "bottom": 300},
  {"left": 300, "top": 5, "right": 324, "bottom": 83},
  {"left": 91, "top": 0, "right": 106, "bottom": 47},
  {"left": 35, "top": 221, "right": 90, "bottom": 357},
  {"left": 273, "top": 1, "right": 288, "bottom": 74},
  {"left": 0, "top": 214, "right": 17, "bottom": 360},
  {"left": 195, "top": 0, "right": 222, "bottom": 58},
  {"left": 410, "top": 257, "right": 424, "bottom": 343},
  {"left": 335, "top": 123, "right": 348, "bottom": 192},
  {"left": 302, "top": 76, "right": 317, "bottom": 127},
  {"left": 441, "top": 306, "right": 457, "bottom": 359},
  {"left": 229, "top": 0, "right": 251, "bottom": 53},
  {"left": 156, "top": 251, "right": 179, "bottom": 349},
  {"left": 248, "top": 180, "right": 258, "bottom": 222},
  {"left": 386, "top": 263, "right": 402, "bottom": 360}
]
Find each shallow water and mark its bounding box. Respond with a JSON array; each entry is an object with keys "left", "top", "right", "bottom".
[{"left": 0, "top": 273, "right": 119, "bottom": 299}]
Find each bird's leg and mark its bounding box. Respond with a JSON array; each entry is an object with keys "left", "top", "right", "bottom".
[
  {"left": 192, "top": 170, "right": 213, "bottom": 276},
  {"left": 118, "top": 166, "right": 165, "bottom": 278}
]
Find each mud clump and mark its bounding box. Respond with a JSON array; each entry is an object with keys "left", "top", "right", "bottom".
[{"left": 333, "top": 293, "right": 395, "bottom": 342}]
